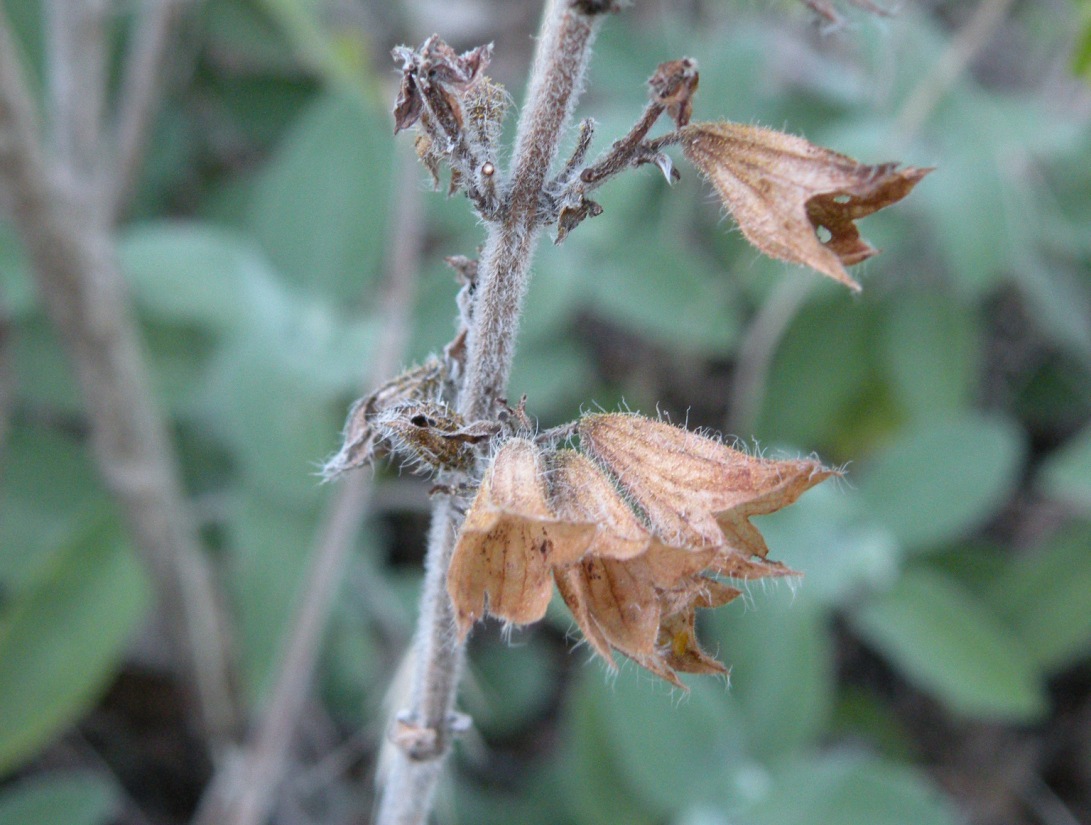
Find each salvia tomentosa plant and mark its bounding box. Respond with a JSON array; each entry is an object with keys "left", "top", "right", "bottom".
[{"left": 322, "top": 1, "right": 929, "bottom": 822}]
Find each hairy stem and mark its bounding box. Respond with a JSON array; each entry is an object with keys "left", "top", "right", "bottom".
[
  {"left": 460, "top": 0, "right": 602, "bottom": 421},
  {"left": 375, "top": 2, "right": 607, "bottom": 822}
]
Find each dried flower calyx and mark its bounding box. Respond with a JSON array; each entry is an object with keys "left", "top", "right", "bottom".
[
  {"left": 392, "top": 36, "right": 507, "bottom": 214},
  {"left": 323, "top": 358, "right": 504, "bottom": 478},
  {"left": 680, "top": 121, "right": 931, "bottom": 291},
  {"left": 446, "top": 413, "right": 834, "bottom": 685}
]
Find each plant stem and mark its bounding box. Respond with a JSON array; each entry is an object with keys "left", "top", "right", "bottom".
[{"left": 375, "top": 2, "right": 607, "bottom": 822}]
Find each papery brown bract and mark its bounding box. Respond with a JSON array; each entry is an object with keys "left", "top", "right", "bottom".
[
  {"left": 680, "top": 121, "right": 931, "bottom": 290},
  {"left": 447, "top": 414, "right": 833, "bottom": 685},
  {"left": 578, "top": 413, "right": 833, "bottom": 551},
  {"left": 547, "top": 450, "right": 650, "bottom": 560},
  {"left": 323, "top": 358, "right": 447, "bottom": 479},
  {"left": 374, "top": 402, "right": 495, "bottom": 473},
  {"left": 447, "top": 440, "right": 596, "bottom": 636}
]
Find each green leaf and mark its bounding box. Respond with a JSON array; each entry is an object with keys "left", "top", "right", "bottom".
[
  {"left": 508, "top": 337, "right": 594, "bottom": 426},
  {"left": 591, "top": 669, "right": 746, "bottom": 816},
  {"left": 757, "top": 293, "right": 876, "bottom": 449},
  {"left": 856, "top": 413, "right": 1026, "bottom": 551},
  {"left": 849, "top": 568, "right": 1047, "bottom": 721},
  {"left": 1074, "top": 2, "right": 1091, "bottom": 78},
  {"left": 0, "top": 522, "right": 151, "bottom": 775},
  {"left": 9, "top": 315, "right": 82, "bottom": 415},
  {"left": 0, "top": 222, "right": 33, "bottom": 316},
  {"left": 879, "top": 292, "right": 980, "bottom": 424},
  {"left": 0, "top": 771, "right": 118, "bottom": 825},
  {"left": 255, "top": 0, "right": 376, "bottom": 99},
  {"left": 248, "top": 92, "right": 393, "bottom": 305},
  {"left": 466, "top": 632, "right": 558, "bottom": 738},
  {"left": 757, "top": 484, "right": 901, "bottom": 608},
  {"left": 557, "top": 673, "right": 659, "bottom": 825},
  {"left": 986, "top": 523, "right": 1091, "bottom": 672},
  {"left": 704, "top": 589, "right": 835, "bottom": 761},
  {"left": 199, "top": 275, "right": 376, "bottom": 503},
  {"left": 120, "top": 223, "right": 281, "bottom": 332},
  {"left": 225, "top": 495, "right": 319, "bottom": 703},
  {"left": 741, "top": 752, "right": 959, "bottom": 825},
  {"left": 576, "top": 187, "right": 742, "bottom": 355},
  {"left": 0, "top": 426, "right": 109, "bottom": 589},
  {"left": 1038, "top": 424, "right": 1091, "bottom": 511}
]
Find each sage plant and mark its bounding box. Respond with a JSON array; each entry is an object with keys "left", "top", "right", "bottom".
[{"left": 322, "top": 2, "right": 929, "bottom": 822}]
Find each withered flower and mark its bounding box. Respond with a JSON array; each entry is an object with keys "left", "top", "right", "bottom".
[
  {"left": 447, "top": 439, "right": 596, "bottom": 636},
  {"left": 322, "top": 358, "right": 447, "bottom": 479},
  {"left": 446, "top": 413, "right": 834, "bottom": 685},
  {"left": 392, "top": 37, "right": 493, "bottom": 135},
  {"left": 680, "top": 121, "right": 931, "bottom": 290},
  {"left": 649, "top": 57, "right": 699, "bottom": 128},
  {"left": 374, "top": 402, "right": 495, "bottom": 473},
  {"left": 578, "top": 413, "right": 834, "bottom": 551}
]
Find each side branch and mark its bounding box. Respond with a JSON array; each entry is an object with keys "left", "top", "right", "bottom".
[{"left": 109, "top": 0, "right": 189, "bottom": 218}]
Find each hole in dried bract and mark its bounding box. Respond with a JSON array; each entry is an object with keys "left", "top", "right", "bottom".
[
  {"left": 816, "top": 225, "right": 832, "bottom": 243},
  {"left": 833, "top": 194, "right": 851, "bottom": 204}
]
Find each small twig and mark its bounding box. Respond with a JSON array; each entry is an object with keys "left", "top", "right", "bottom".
[
  {"left": 194, "top": 144, "right": 426, "bottom": 825},
  {"left": 725, "top": 276, "right": 816, "bottom": 435},
  {"left": 45, "top": 0, "right": 109, "bottom": 192},
  {"left": 579, "top": 100, "right": 664, "bottom": 187},
  {"left": 109, "top": 0, "right": 189, "bottom": 219},
  {"left": 894, "top": 0, "right": 1017, "bottom": 147}
]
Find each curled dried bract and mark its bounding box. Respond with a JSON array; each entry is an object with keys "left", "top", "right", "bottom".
[
  {"left": 446, "top": 413, "right": 833, "bottom": 686},
  {"left": 680, "top": 121, "right": 931, "bottom": 290},
  {"left": 578, "top": 413, "right": 833, "bottom": 551},
  {"left": 322, "top": 358, "right": 447, "bottom": 479}
]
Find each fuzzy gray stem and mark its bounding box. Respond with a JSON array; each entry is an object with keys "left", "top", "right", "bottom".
[
  {"left": 460, "top": 0, "right": 601, "bottom": 422},
  {"left": 375, "top": 2, "right": 606, "bottom": 823}
]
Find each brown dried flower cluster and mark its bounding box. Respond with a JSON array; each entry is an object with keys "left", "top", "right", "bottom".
[
  {"left": 680, "top": 122, "right": 931, "bottom": 291},
  {"left": 447, "top": 413, "right": 834, "bottom": 686}
]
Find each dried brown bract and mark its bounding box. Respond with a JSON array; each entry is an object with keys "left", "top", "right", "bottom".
[
  {"left": 375, "top": 402, "right": 497, "bottom": 473},
  {"left": 322, "top": 358, "right": 448, "bottom": 479},
  {"left": 447, "top": 440, "right": 597, "bottom": 635},
  {"left": 649, "top": 57, "right": 699, "bottom": 128},
  {"left": 445, "top": 413, "right": 834, "bottom": 684},
  {"left": 680, "top": 121, "right": 931, "bottom": 291}
]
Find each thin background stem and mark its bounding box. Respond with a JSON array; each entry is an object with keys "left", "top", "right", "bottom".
[
  {"left": 195, "top": 141, "right": 426, "bottom": 825},
  {"left": 109, "top": 0, "right": 190, "bottom": 219},
  {"left": 894, "top": 0, "right": 1017, "bottom": 148},
  {"left": 0, "top": 1, "right": 239, "bottom": 749}
]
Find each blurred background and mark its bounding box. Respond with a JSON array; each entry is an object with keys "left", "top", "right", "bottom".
[{"left": 1, "top": 0, "right": 1090, "bottom": 823}]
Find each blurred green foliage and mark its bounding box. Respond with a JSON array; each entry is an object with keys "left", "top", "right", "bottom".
[{"left": 1, "top": 1, "right": 1090, "bottom": 823}]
